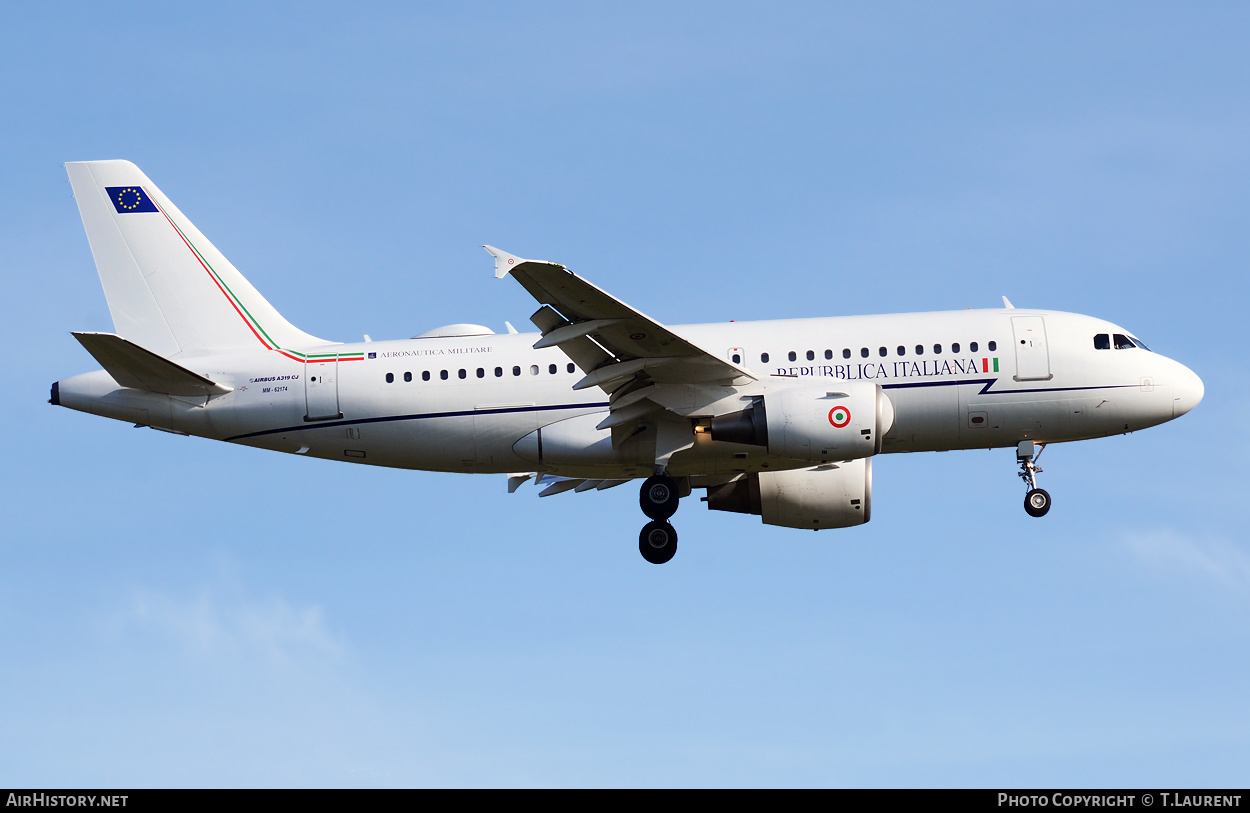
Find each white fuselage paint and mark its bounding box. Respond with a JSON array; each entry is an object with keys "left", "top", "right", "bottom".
[{"left": 56, "top": 308, "right": 1203, "bottom": 479}]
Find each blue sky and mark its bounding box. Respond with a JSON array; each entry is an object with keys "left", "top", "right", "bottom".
[{"left": 2, "top": 1, "right": 1247, "bottom": 787}]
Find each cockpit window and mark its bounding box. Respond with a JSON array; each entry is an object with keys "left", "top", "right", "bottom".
[
  {"left": 1094, "top": 334, "right": 1110, "bottom": 350},
  {"left": 1114, "top": 333, "right": 1136, "bottom": 350},
  {"left": 1129, "top": 335, "right": 1151, "bottom": 352}
]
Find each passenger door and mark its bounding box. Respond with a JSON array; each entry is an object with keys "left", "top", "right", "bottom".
[
  {"left": 305, "top": 358, "right": 342, "bottom": 421},
  {"left": 1011, "top": 316, "right": 1052, "bottom": 382}
]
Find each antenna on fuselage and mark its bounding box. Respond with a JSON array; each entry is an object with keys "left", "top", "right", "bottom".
[{"left": 1002, "top": 296, "right": 1016, "bottom": 309}]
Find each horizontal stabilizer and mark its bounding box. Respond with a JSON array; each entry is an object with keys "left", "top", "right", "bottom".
[{"left": 72, "top": 332, "right": 232, "bottom": 397}]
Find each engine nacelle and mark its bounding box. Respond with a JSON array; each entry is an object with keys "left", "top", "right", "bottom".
[
  {"left": 709, "top": 380, "right": 894, "bottom": 464},
  {"left": 706, "top": 460, "right": 873, "bottom": 529}
]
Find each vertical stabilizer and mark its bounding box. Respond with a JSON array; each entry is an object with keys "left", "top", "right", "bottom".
[{"left": 65, "top": 160, "right": 328, "bottom": 358}]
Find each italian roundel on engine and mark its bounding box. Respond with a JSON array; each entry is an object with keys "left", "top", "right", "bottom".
[{"left": 764, "top": 380, "right": 894, "bottom": 463}]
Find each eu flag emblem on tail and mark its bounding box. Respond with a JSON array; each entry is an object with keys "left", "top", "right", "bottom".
[{"left": 106, "top": 186, "right": 159, "bottom": 214}]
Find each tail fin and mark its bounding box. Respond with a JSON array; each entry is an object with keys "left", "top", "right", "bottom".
[{"left": 65, "top": 160, "right": 328, "bottom": 359}]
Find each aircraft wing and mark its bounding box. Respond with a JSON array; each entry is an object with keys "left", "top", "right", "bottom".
[{"left": 485, "top": 246, "right": 755, "bottom": 395}]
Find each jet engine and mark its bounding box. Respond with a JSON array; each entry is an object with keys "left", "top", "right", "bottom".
[
  {"left": 709, "top": 380, "right": 894, "bottom": 464},
  {"left": 705, "top": 459, "right": 873, "bottom": 529}
]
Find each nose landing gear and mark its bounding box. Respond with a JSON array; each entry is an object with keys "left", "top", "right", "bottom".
[
  {"left": 1017, "top": 440, "right": 1051, "bottom": 517},
  {"left": 638, "top": 471, "right": 681, "bottom": 563}
]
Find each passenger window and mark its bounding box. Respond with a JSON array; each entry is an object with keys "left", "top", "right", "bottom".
[
  {"left": 404, "top": 371, "right": 412, "bottom": 382},
  {"left": 513, "top": 366, "right": 521, "bottom": 376},
  {"left": 843, "top": 348, "right": 851, "bottom": 359},
  {"left": 788, "top": 351, "right": 797, "bottom": 362},
  {"left": 422, "top": 371, "right": 430, "bottom": 381},
  {"left": 385, "top": 372, "right": 394, "bottom": 383},
  {"left": 970, "top": 342, "right": 978, "bottom": 353},
  {"left": 952, "top": 342, "right": 960, "bottom": 354},
  {"left": 567, "top": 363, "right": 576, "bottom": 373},
  {"left": 477, "top": 368, "right": 485, "bottom": 378},
  {"left": 495, "top": 367, "right": 503, "bottom": 377},
  {"left": 933, "top": 344, "right": 942, "bottom": 354},
  {"left": 732, "top": 353, "right": 740, "bottom": 364},
  {"left": 988, "top": 341, "right": 997, "bottom": 351},
  {"left": 1094, "top": 334, "right": 1110, "bottom": 350},
  {"left": 530, "top": 365, "right": 539, "bottom": 375},
  {"left": 896, "top": 346, "right": 905, "bottom": 356},
  {"left": 548, "top": 364, "right": 557, "bottom": 374},
  {"left": 440, "top": 370, "right": 448, "bottom": 380},
  {"left": 458, "top": 369, "right": 467, "bottom": 379},
  {"left": 860, "top": 348, "right": 869, "bottom": 358},
  {"left": 915, "top": 344, "right": 924, "bottom": 355},
  {"left": 761, "top": 352, "right": 769, "bottom": 363},
  {"left": 1114, "top": 333, "right": 1135, "bottom": 350},
  {"left": 806, "top": 350, "right": 814, "bottom": 361},
  {"left": 878, "top": 347, "right": 887, "bottom": 357}
]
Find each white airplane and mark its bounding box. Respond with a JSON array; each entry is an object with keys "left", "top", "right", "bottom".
[{"left": 53, "top": 160, "right": 1204, "bottom": 564}]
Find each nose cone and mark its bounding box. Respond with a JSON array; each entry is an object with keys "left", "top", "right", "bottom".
[{"left": 1173, "top": 364, "right": 1204, "bottom": 418}]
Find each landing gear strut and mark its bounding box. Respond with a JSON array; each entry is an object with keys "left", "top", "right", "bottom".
[
  {"left": 1017, "top": 440, "right": 1051, "bottom": 517},
  {"left": 638, "top": 471, "right": 681, "bottom": 563}
]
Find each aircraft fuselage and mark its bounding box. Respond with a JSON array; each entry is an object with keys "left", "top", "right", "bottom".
[{"left": 56, "top": 307, "right": 1202, "bottom": 479}]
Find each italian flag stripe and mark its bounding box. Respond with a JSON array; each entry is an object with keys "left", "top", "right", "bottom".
[{"left": 151, "top": 193, "right": 364, "bottom": 364}]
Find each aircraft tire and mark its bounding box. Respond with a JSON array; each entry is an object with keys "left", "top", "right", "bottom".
[
  {"left": 640, "top": 474, "right": 680, "bottom": 520},
  {"left": 1024, "top": 488, "right": 1052, "bottom": 518},
  {"left": 639, "top": 520, "right": 678, "bottom": 564}
]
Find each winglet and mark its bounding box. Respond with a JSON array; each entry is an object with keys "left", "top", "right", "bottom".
[
  {"left": 483, "top": 245, "right": 526, "bottom": 279},
  {"left": 1002, "top": 296, "right": 1016, "bottom": 309}
]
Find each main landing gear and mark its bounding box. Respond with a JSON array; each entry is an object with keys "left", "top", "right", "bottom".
[
  {"left": 638, "top": 472, "right": 680, "bottom": 564},
  {"left": 1017, "top": 440, "right": 1052, "bottom": 518}
]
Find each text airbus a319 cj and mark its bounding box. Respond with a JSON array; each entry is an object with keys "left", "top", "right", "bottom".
[{"left": 52, "top": 161, "right": 1204, "bottom": 564}]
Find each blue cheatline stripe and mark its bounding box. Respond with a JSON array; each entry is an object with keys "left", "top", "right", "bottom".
[
  {"left": 881, "top": 378, "right": 1138, "bottom": 396},
  {"left": 224, "top": 401, "right": 612, "bottom": 442},
  {"left": 226, "top": 380, "right": 1137, "bottom": 442}
]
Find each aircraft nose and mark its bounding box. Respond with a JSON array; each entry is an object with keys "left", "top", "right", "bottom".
[{"left": 1173, "top": 363, "right": 1204, "bottom": 418}]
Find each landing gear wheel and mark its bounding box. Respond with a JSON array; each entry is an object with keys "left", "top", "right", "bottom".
[
  {"left": 640, "top": 474, "right": 680, "bottom": 520},
  {"left": 639, "top": 520, "right": 678, "bottom": 564},
  {"left": 1024, "top": 488, "right": 1052, "bottom": 518}
]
